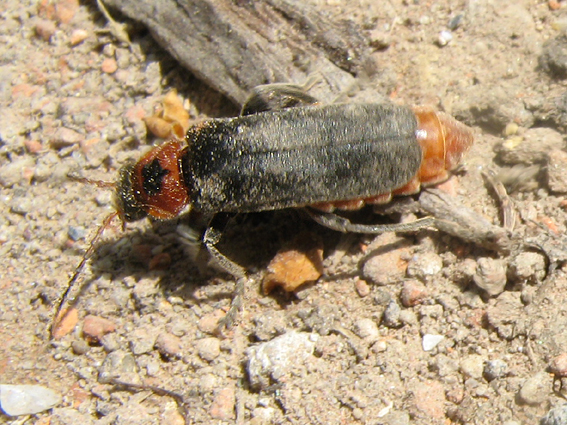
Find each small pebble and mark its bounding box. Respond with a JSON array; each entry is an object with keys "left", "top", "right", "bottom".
[
  {"left": 448, "top": 14, "right": 463, "bottom": 30},
  {"left": 509, "top": 252, "right": 546, "bottom": 284},
  {"left": 34, "top": 19, "right": 56, "bottom": 42},
  {"left": 128, "top": 328, "right": 156, "bottom": 355},
  {"left": 10, "top": 197, "right": 33, "bottom": 215},
  {"left": 155, "top": 333, "right": 182, "bottom": 358},
  {"left": 83, "top": 315, "right": 116, "bottom": 344},
  {"left": 0, "top": 385, "right": 61, "bottom": 417},
  {"left": 71, "top": 339, "right": 90, "bottom": 355},
  {"left": 438, "top": 30, "right": 453, "bottom": 46},
  {"left": 50, "top": 127, "right": 84, "bottom": 149},
  {"left": 355, "top": 279, "right": 371, "bottom": 297},
  {"left": 484, "top": 359, "right": 508, "bottom": 381},
  {"left": 98, "top": 350, "right": 140, "bottom": 385},
  {"left": 353, "top": 318, "right": 379, "bottom": 341},
  {"left": 210, "top": 387, "right": 235, "bottom": 421},
  {"left": 400, "top": 280, "right": 428, "bottom": 307},
  {"left": 460, "top": 354, "right": 485, "bottom": 379},
  {"left": 67, "top": 226, "right": 86, "bottom": 241},
  {"left": 547, "top": 149, "right": 567, "bottom": 193},
  {"left": 101, "top": 58, "right": 118, "bottom": 74},
  {"left": 518, "top": 372, "right": 552, "bottom": 405},
  {"left": 550, "top": 353, "right": 567, "bottom": 377},
  {"left": 195, "top": 337, "right": 221, "bottom": 362},
  {"left": 383, "top": 301, "right": 402, "bottom": 328},
  {"left": 406, "top": 252, "right": 443, "bottom": 280},
  {"left": 246, "top": 332, "right": 318, "bottom": 390},
  {"left": 422, "top": 334, "right": 444, "bottom": 351},
  {"left": 70, "top": 29, "right": 88, "bottom": 46}
]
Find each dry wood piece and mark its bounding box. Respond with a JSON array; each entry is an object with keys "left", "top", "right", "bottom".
[
  {"left": 419, "top": 189, "right": 512, "bottom": 254},
  {"left": 103, "top": 0, "right": 369, "bottom": 105}
]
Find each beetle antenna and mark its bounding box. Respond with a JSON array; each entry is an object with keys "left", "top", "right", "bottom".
[
  {"left": 51, "top": 211, "right": 118, "bottom": 338},
  {"left": 67, "top": 171, "right": 116, "bottom": 189}
]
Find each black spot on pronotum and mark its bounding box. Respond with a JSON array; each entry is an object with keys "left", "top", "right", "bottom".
[{"left": 142, "top": 158, "right": 170, "bottom": 196}]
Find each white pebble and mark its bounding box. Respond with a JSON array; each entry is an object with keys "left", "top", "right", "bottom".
[
  {"left": 438, "top": 30, "right": 453, "bottom": 47},
  {"left": 0, "top": 384, "right": 61, "bottom": 416},
  {"left": 422, "top": 334, "right": 445, "bottom": 351}
]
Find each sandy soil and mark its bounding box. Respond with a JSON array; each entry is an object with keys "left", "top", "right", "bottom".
[{"left": 4, "top": 0, "right": 567, "bottom": 424}]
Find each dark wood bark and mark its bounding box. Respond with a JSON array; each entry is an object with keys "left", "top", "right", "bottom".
[{"left": 104, "top": 0, "right": 370, "bottom": 105}]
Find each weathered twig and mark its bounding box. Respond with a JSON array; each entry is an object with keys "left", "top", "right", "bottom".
[
  {"left": 419, "top": 189, "right": 512, "bottom": 253},
  {"left": 102, "top": 0, "right": 370, "bottom": 105}
]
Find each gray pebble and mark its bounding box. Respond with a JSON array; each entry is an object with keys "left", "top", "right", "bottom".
[
  {"left": 71, "top": 339, "right": 90, "bottom": 355},
  {"left": 540, "top": 34, "right": 567, "bottom": 79},
  {"left": 98, "top": 350, "right": 140, "bottom": 385},
  {"left": 383, "top": 301, "right": 402, "bottom": 328},
  {"left": 541, "top": 403, "right": 567, "bottom": 425},
  {"left": 9, "top": 196, "right": 33, "bottom": 215},
  {"left": 67, "top": 225, "right": 86, "bottom": 241},
  {"left": 484, "top": 359, "right": 508, "bottom": 381}
]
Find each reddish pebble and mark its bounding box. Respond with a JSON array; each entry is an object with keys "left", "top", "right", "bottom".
[
  {"left": 83, "top": 315, "right": 116, "bottom": 343},
  {"left": 550, "top": 353, "right": 567, "bottom": 377},
  {"left": 400, "top": 280, "right": 428, "bottom": 307},
  {"left": 198, "top": 310, "right": 226, "bottom": 334},
  {"left": 35, "top": 19, "right": 56, "bottom": 41},
  {"left": 149, "top": 253, "right": 172, "bottom": 270},
  {"left": 101, "top": 58, "right": 118, "bottom": 74},
  {"left": 24, "top": 139, "right": 43, "bottom": 154},
  {"left": 155, "top": 333, "right": 182, "bottom": 358},
  {"left": 549, "top": 0, "right": 561, "bottom": 11},
  {"left": 52, "top": 307, "right": 79, "bottom": 339},
  {"left": 355, "top": 279, "right": 371, "bottom": 297},
  {"left": 55, "top": 0, "right": 79, "bottom": 24},
  {"left": 210, "top": 387, "right": 236, "bottom": 421}
]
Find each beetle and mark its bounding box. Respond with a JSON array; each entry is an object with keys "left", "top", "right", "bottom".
[{"left": 53, "top": 84, "right": 474, "bottom": 333}]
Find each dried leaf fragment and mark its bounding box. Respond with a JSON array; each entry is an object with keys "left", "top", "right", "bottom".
[
  {"left": 144, "top": 89, "right": 190, "bottom": 139},
  {"left": 263, "top": 232, "right": 324, "bottom": 294}
]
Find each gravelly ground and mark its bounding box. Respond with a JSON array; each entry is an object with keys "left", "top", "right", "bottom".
[{"left": 5, "top": 0, "right": 567, "bottom": 424}]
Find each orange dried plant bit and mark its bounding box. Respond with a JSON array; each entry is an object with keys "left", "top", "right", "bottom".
[{"left": 262, "top": 232, "right": 324, "bottom": 294}]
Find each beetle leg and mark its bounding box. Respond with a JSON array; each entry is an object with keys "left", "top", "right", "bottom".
[
  {"left": 304, "top": 208, "right": 436, "bottom": 234},
  {"left": 202, "top": 213, "right": 248, "bottom": 330},
  {"left": 240, "top": 83, "right": 320, "bottom": 115}
]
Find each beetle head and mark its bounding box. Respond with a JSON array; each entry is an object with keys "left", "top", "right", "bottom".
[{"left": 116, "top": 140, "right": 190, "bottom": 222}]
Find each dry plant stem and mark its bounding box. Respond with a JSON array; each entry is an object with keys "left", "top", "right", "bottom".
[
  {"left": 419, "top": 189, "right": 512, "bottom": 254},
  {"left": 482, "top": 170, "right": 517, "bottom": 231},
  {"left": 110, "top": 379, "right": 190, "bottom": 424}
]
